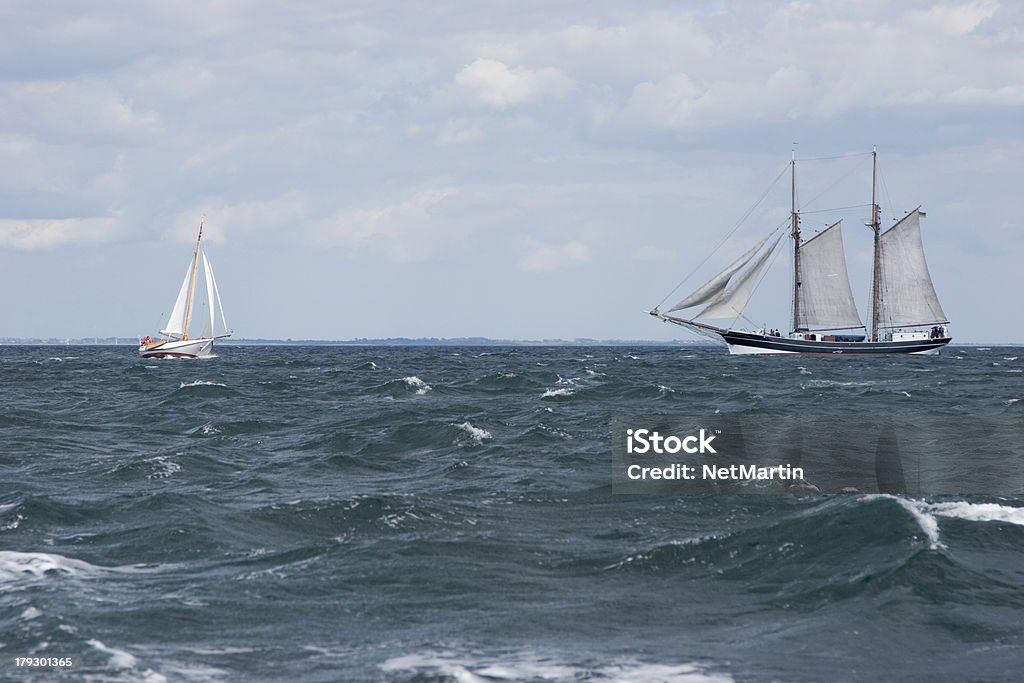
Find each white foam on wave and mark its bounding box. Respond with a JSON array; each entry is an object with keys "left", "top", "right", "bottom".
[
  {"left": 379, "top": 651, "right": 732, "bottom": 683},
  {"left": 455, "top": 421, "right": 492, "bottom": 443},
  {"left": 402, "top": 376, "right": 432, "bottom": 395},
  {"left": 179, "top": 380, "right": 227, "bottom": 389},
  {"left": 0, "top": 551, "right": 165, "bottom": 590},
  {"left": 0, "top": 551, "right": 102, "bottom": 585},
  {"left": 194, "top": 422, "right": 222, "bottom": 436},
  {"left": 889, "top": 497, "right": 942, "bottom": 549},
  {"left": 147, "top": 456, "right": 181, "bottom": 480},
  {"left": 1, "top": 512, "right": 23, "bottom": 530},
  {"left": 88, "top": 639, "right": 169, "bottom": 682},
  {"left": 921, "top": 501, "right": 1024, "bottom": 526},
  {"left": 541, "top": 387, "right": 576, "bottom": 398},
  {"left": 874, "top": 495, "right": 1024, "bottom": 550},
  {"left": 0, "top": 502, "right": 22, "bottom": 530},
  {"left": 805, "top": 379, "right": 877, "bottom": 388}
]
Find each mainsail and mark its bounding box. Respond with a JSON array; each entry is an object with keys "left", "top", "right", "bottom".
[
  {"left": 694, "top": 234, "right": 783, "bottom": 320},
  {"left": 795, "top": 222, "right": 863, "bottom": 330},
  {"left": 875, "top": 209, "right": 947, "bottom": 327},
  {"left": 668, "top": 235, "right": 770, "bottom": 312},
  {"left": 202, "top": 251, "right": 229, "bottom": 337}
]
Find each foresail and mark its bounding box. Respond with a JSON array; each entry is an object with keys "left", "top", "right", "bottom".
[
  {"left": 203, "top": 250, "right": 229, "bottom": 337},
  {"left": 160, "top": 263, "right": 193, "bottom": 338},
  {"left": 695, "top": 235, "right": 782, "bottom": 321},
  {"left": 668, "top": 235, "right": 769, "bottom": 312},
  {"left": 796, "top": 222, "right": 863, "bottom": 329},
  {"left": 876, "top": 209, "right": 947, "bottom": 327}
]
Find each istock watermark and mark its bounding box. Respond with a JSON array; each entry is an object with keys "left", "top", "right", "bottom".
[{"left": 612, "top": 416, "right": 1024, "bottom": 495}]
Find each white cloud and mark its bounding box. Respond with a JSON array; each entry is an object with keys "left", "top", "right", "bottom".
[
  {"left": 0, "top": 215, "right": 121, "bottom": 250},
  {"left": 316, "top": 187, "right": 461, "bottom": 261},
  {"left": 518, "top": 240, "right": 590, "bottom": 272},
  {"left": 170, "top": 194, "right": 308, "bottom": 245},
  {"left": 437, "top": 119, "right": 484, "bottom": 145},
  {"left": 2, "top": 80, "right": 160, "bottom": 140},
  {"left": 455, "top": 58, "right": 574, "bottom": 108},
  {"left": 907, "top": 0, "right": 998, "bottom": 36}
]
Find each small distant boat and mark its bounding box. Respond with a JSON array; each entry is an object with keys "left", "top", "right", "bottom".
[
  {"left": 649, "top": 148, "right": 951, "bottom": 355},
  {"left": 139, "top": 220, "right": 230, "bottom": 359}
]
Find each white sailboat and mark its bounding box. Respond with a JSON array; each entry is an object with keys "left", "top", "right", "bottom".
[
  {"left": 649, "top": 148, "right": 951, "bottom": 355},
  {"left": 139, "top": 220, "right": 230, "bottom": 359}
]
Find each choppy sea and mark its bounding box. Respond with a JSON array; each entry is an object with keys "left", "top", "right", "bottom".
[{"left": 1, "top": 344, "right": 1023, "bottom": 682}]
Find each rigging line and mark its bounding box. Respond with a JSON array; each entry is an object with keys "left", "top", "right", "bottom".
[
  {"left": 876, "top": 159, "right": 897, "bottom": 223},
  {"left": 800, "top": 203, "right": 873, "bottom": 215},
  {"left": 799, "top": 151, "right": 873, "bottom": 161},
  {"left": 654, "top": 162, "right": 790, "bottom": 310},
  {"left": 800, "top": 154, "right": 871, "bottom": 213}
]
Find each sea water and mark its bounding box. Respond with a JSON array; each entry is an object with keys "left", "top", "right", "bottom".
[{"left": 1, "top": 345, "right": 1022, "bottom": 682}]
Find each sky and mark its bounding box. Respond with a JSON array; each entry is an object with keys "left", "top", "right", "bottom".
[{"left": 0, "top": 0, "right": 1021, "bottom": 342}]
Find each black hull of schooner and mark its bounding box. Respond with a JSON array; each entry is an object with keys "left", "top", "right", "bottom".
[
  {"left": 653, "top": 313, "right": 951, "bottom": 355},
  {"left": 718, "top": 329, "right": 951, "bottom": 355}
]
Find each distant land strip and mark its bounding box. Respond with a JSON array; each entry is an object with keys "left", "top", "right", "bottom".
[{"left": 0, "top": 336, "right": 715, "bottom": 347}]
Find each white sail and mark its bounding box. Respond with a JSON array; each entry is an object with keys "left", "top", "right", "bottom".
[
  {"left": 876, "top": 209, "right": 947, "bottom": 327},
  {"left": 796, "top": 222, "right": 863, "bottom": 329},
  {"left": 695, "top": 235, "right": 782, "bottom": 321},
  {"left": 669, "top": 235, "right": 770, "bottom": 312},
  {"left": 160, "top": 263, "right": 193, "bottom": 338},
  {"left": 203, "top": 250, "right": 229, "bottom": 337}
]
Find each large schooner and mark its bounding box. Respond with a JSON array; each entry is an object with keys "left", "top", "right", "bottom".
[
  {"left": 139, "top": 220, "right": 231, "bottom": 359},
  {"left": 650, "top": 148, "right": 951, "bottom": 355}
]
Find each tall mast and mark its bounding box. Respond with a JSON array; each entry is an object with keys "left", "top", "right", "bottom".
[
  {"left": 182, "top": 219, "right": 204, "bottom": 341},
  {"left": 869, "top": 146, "right": 881, "bottom": 341},
  {"left": 791, "top": 149, "right": 801, "bottom": 333}
]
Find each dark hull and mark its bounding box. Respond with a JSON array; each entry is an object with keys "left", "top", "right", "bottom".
[
  {"left": 140, "top": 352, "right": 199, "bottom": 359},
  {"left": 721, "top": 330, "right": 951, "bottom": 355}
]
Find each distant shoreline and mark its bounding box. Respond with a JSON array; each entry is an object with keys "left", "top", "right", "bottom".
[
  {"left": 0, "top": 337, "right": 712, "bottom": 347},
  {"left": 1, "top": 338, "right": 1020, "bottom": 347}
]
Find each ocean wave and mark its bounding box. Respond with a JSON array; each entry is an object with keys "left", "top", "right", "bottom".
[
  {"left": 0, "top": 550, "right": 104, "bottom": 586},
  {"left": 454, "top": 421, "right": 492, "bottom": 444},
  {"left": 379, "top": 650, "right": 732, "bottom": 683},
  {"left": 180, "top": 380, "right": 228, "bottom": 389},
  {"left": 403, "top": 376, "right": 432, "bottom": 394},
  {"left": 370, "top": 375, "right": 433, "bottom": 397}
]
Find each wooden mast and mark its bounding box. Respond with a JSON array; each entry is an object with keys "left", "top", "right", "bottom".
[
  {"left": 182, "top": 219, "right": 204, "bottom": 341},
  {"left": 869, "top": 146, "right": 881, "bottom": 341},
  {"left": 791, "top": 149, "right": 801, "bottom": 333}
]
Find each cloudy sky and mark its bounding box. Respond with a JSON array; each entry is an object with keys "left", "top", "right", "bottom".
[{"left": 1, "top": 0, "right": 1021, "bottom": 342}]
